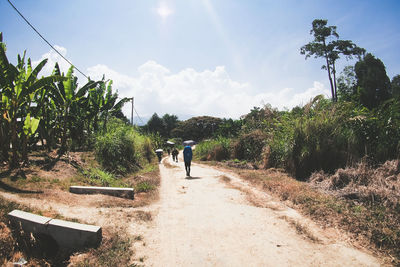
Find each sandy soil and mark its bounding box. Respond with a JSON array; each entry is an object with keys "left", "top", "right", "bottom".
[
  {"left": 137, "top": 155, "right": 381, "bottom": 267},
  {"left": 1, "top": 153, "right": 383, "bottom": 266}
]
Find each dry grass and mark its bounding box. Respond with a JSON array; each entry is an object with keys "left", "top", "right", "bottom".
[
  {"left": 310, "top": 160, "right": 400, "bottom": 208},
  {"left": 308, "top": 160, "right": 400, "bottom": 264},
  {"left": 134, "top": 210, "right": 152, "bottom": 222},
  {"left": 219, "top": 175, "right": 231, "bottom": 183},
  {"left": 280, "top": 216, "right": 321, "bottom": 243},
  {"left": 69, "top": 228, "right": 135, "bottom": 267}
]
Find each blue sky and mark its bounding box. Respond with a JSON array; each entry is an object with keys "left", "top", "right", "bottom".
[{"left": 1, "top": 0, "right": 400, "bottom": 121}]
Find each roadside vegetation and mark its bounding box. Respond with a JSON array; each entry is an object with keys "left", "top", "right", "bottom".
[{"left": 0, "top": 33, "right": 160, "bottom": 266}]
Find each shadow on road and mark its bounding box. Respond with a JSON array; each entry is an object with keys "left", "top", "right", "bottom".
[
  {"left": 185, "top": 176, "right": 201, "bottom": 180},
  {"left": 0, "top": 180, "right": 43, "bottom": 194}
]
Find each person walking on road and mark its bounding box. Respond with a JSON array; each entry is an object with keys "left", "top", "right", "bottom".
[
  {"left": 183, "top": 145, "right": 193, "bottom": 176},
  {"left": 172, "top": 148, "right": 179, "bottom": 162},
  {"left": 155, "top": 149, "right": 163, "bottom": 163}
]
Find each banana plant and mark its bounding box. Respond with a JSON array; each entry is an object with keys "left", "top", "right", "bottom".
[
  {"left": 33, "top": 83, "right": 59, "bottom": 151},
  {"left": 50, "top": 64, "right": 98, "bottom": 154},
  {"left": 100, "top": 80, "right": 130, "bottom": 132},
  {"left": 87, "top": 79, "right": 129, "bottom": 135},
  {"left": 0, "top": 37, "right": 64, "bottom": 167},
  {"left": 0, "top": 32, "right": 9, "bottom": 162}
]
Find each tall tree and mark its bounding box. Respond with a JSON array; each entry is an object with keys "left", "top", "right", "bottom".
[
  {"left": 146, "top": 113, "right": 166, "bottom": 136},
  {"left": 300, "top": 19, "right": 364, "bottom": 102},
  {"left": 162, "top": 113, "right": 179, "bottom": 137},
  {"left": 355, "top": 53, "right": 391, "bottom": 109}
]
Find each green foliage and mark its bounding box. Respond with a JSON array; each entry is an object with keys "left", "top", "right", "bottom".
[
  {"left": 145, "top": 113, "right": 165, "bottom": 136},
  {"left": 0, "top": 33, "right": 128, "bottom": 167},
  {"left": 81, "top": 167, "right": 126, "bottom": 187},
  {"left": 214, "top": 118, "right": 242, "bottom": 137},
  {"left": 172, "top": 116, "right": 222, "bottom": 141},
  {"left": 142, "top": 113, "right": 179, "bottom": 138},
  {"left": 195, "top": 137, "right": 231, "bottom": 161},
  {"left": 291, "top": 102, "right": 348, "bottom": 179},
  {"left": 337, "top": 65, "right": 357, "bottom": 101},
  {"left": 162, "top": 113, "right": 179, "bottom": 137},
  {"left": 135, "top": 181, "right": 155, "bottom": 193},
  {"left": 232, "top": 130, "right": 268, "bottom": 162},
  {"left": 195, "top": 93, "right": 400, "bottom": 181},
  {"left": 95, "top": 118, "right": 153, "bottom": 175},
  {"left": 355, "top": 53, "right": 391, "bottom": 109},
  {"left": 300, "top": 19, "right": 365, "bottom": 102},
  {"left": 267, "top": 111, "right": 296, "bottom": 169},
  {"left": 392, "top": 75, "right": 400, "bottom": 99}
]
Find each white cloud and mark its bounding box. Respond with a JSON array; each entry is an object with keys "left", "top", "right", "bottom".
[
  {"left": 87, "top": 61, "right": 330, "bottom": 120},
  {"left": 259, "top": 82, "right": 331, "bottom": 110},
  {"left": 33, "top": 47, "right": 330, "bottom": 121},
  {"left": 32, "top": 45, "right": 71, "bottom": 77}
]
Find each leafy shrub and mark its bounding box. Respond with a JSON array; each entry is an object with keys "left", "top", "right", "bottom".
[
  {"left": 135, "top": 181, "right": 155, "bottom": 193},
  {"left": 290, "top": 101, "right": 349, "bottom": 180},
  {"left": 81, "top": 167, "right": 126, "bottom": 187},
  {"left": 195, "top": 137, "right": 231, "bottom": 161},
  {"left": 95, "top": 118, "right": 153, "bottom": 175},
  {"left": 267, "top": 112, "right": 296, "bottom": 169},
  {"left": 232, "top": 130, "right": 268, "bottom": 162}
]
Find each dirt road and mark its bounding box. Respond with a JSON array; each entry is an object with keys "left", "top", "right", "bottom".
[
  {"left": 138, "top": 155, "right": 381, "bottom": 266},
  {"left": 0, "top": 154, "right": 382, "bottom": 266}
]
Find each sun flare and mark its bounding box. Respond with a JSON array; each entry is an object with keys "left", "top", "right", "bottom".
[{"left": 157, "top": 2, "right": 173, "bottom": 19}]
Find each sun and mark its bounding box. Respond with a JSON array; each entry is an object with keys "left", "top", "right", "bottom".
[{"left": 157, "top": 2, "right": 173, "bottom": 20}]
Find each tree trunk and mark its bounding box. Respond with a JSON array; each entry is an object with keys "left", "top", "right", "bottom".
[
  {"left": 0, "top": 122, "right": 9, "bottom": 162},
  {"left": 332, "top": 61, "right": 338, "bottom": 102},
  {"left": 60, "top": 107, "right": 69, "bottom": 155},
  {"left": 325, "top": 54, "right": 335, "bottom": 102},
  {"left": 322, "top": 39, "right": 335, "bottom": 102},
  {"left": 21, "top": 131, "right": 28, "bottom": 164},
  {"left": 10, "top": 117, "right": 19, "bottom": 168}
]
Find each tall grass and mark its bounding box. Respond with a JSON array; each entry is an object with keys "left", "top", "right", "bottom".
[
  {"left": 95, "top": 118, "right": 154, "bottom": 175},
  {"left": 195, "top": 137, "right": 231, "bottom": 161}
]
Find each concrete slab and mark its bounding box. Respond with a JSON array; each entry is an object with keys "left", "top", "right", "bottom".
[
  {"left": 47, "top": 219, "right": 102, "bottom": 248},
  {"left": 69, "top": 185, "right": 134, "bottom": 199},
  {"left": 8, "top": 210, "right": 102, "bottom": 250},
  {"left": 8, "top": 209, "right": 51, "bottom": 234}
]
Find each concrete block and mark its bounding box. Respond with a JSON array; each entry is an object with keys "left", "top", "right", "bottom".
[
  {"left": 47, "top": 219, "right": 102, "bottom": 249},
  {"left": 8, "top": 210, "right": 102, "bottom": 250},
  {"left": 69, "top": 185, "right": 134, "bottom": 199},
  {"left": 8, "top": 209, "right": 51, "bottom": 234}
]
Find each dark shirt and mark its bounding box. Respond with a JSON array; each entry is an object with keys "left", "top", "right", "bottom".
[{"left": 183, "top": 146, "right": 192, "bottom": 162}]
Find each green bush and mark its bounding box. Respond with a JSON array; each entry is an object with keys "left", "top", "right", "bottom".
[
  {"left": 195, "top": 137, "right": 231, "bottom": 161},
  {"left": 267, "top": 112, "right": 296, "bottom": 169},
  {"left": 95, "top": 118, "right": 153, "bottom": 175},
  {"left": 135, "top": 181, "right": 155, "bottom": 193},
  {"left": 232, "top": 130, "right": 268, "bottom": 162},
  {"left": 291, "top": 111, "right": 348, "bottom": 180},
  {"left": 81, "top": 167, "right": 126, "bottom": 187}
]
